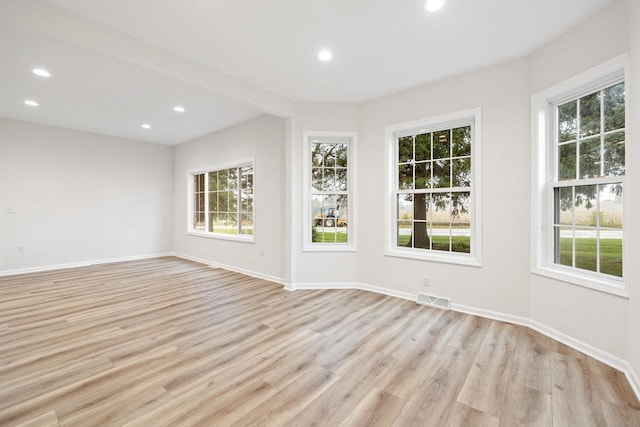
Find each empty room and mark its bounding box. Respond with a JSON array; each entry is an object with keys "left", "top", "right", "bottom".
[{"left": 1, "top": 0, "right": 639, "bottom": 425}]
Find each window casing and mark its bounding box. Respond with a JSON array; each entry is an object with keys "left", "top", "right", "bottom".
[
  {"left": 385, "top": 109, "right": 482, "bottom": 266},
  {"left": 531, "top": 55, "right": 628, "bottom": 296},
  {"left": 303, "top": 131, "right": 357, "bottom": 251},
  {"left": 189, "top": 162, "right": 254, "bottom": 242}
]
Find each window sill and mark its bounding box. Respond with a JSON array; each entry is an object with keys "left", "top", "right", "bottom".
[
  {"left": 385, "top": 247, "right": 481, "bottom": 267},
  {"left": 303, "top": 244, "right": 357, "bottom": 253},
  {"left": 187, "top": 231, "right": 255, "bottom": 243},
  {"left": 532, "top": 266, "right": 629, "bottom": 298}
]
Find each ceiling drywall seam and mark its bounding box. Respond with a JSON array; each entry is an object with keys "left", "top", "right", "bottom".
[{"left": 0, "top": 0, "right": 294, "bottom": 119}]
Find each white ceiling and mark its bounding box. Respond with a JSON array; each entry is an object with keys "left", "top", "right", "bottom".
[
  {"left": 0, "top": 23, "right": 263, "bottom": 145},
  {"left": 0, "top": 0, "right": 614, "bottom": 145}
]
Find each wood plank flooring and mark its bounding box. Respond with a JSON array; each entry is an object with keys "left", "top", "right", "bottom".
[{"left": 0, "top": 257, "right": 638, "bottom": 426}]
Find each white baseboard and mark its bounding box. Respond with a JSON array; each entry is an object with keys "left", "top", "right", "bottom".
[
  {"left": 451, "top": 303, "right": 530, "bottom": 328},
  {"left": 358, "top": 282, "right": 415, "bottom": 302},
  {"left": 288, "top": 280, "right": 640, "bottom": 401},
  {"left": 172, "top": 252, "right": 285, "bottom": 285},
  {"left": 528, "top": 319, "right": 629, "bottom": 374},
  {"left": 292, "top": 282, "right": 359, "bottom": 290},
  {"left": 0, "top": 252, "right": 174, "bottom": 277},
  {"left": 625, "top": 364, "right": 640, "bottom": 404},
  {"left": 289, "top": 281, "right": 415, "bottom": 301}
]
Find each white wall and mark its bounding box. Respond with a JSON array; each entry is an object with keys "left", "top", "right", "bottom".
[
  {"left": 0, "top": 118, "right": 173, "bottom": 272},
  {"left": 528, "top": 1, "right": 629, "bottom": 94},
  {"left": 290, "top": 103, "right": 360, "bottom": 285},
  {"left": 626, "top": 0, "right": 640, "bottom": 384},
  {"left": 357, "top": 59, "right": 531, "bottom": 318},
  {"left": 172, "top": 114, "right": 286, "bottom": 282},
  {"left": 527, "top": 0, "right": 630, "bottom": 360}
]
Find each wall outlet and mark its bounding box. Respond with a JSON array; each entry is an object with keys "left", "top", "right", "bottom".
[
  {"left": 260, "top": 249, "right": 265, "bottom": 257},
  {"left": 17, "top": 245, "right": 24, "bottom": 253},
  {"left": 424, "top": 276, "right": 431, "bottom": 287}
]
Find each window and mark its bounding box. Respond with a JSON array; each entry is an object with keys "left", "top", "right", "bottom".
[
  {"left": 385, "top": 109, "right": 482, "bottom": 265},
  {"left": 303, "top": 131, "right": 357, "bottom": 251},
  {"left": 189, "top": 162, "right": 254, "bottom": 241},
  {"left": 553, "top": 82, "right": 624, "bottom": 278},
  {"left": 532, "top": 55, "right": 627, "bottom": 296}
]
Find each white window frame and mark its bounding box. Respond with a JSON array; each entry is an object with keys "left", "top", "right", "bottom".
[
  {"left": 385, "top": 108, "right": 482, "bottom": 266},
  {"left": 187, "top": 159, "right": 255, "bottom": 243},
  {"left": 531, "top": 54, "right": 629, "bottom": 297},
  {"left": 302, "top": 131, "right": 357, "bottom": 252}
]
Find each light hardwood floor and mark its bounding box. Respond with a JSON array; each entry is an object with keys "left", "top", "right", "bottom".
[{"left": 0, "top": 257, "right": 638, "bottom": 426}]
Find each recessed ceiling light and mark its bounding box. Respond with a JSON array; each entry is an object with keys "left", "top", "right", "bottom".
[
  {"left": 425, "top": 0, "right": 445, "bottom": 12},
  {"left": 32, "top": 68, "right": 51, "bottom": 78},
  {"left": 141, "top": 123, "right": 151, "bottom": 129},
  {"left": 174, "top": 105, "right": 185, "bottom": 113},
  {"left": 318, "top": 49, "right": 332, "bottom": 61},
  {"left": 24, "top": 100, "right": 39, "bottom": 107}
]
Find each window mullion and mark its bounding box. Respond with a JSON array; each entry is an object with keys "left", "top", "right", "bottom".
[
  {"left": 596, "top": 184, "right": 601, "bottom": 273},
  {"left": 204, "top": 172, "right": 210, "bottom": 232},
  {"left": 576, "top": 99, "right": 581, "bottom": 180},
  {"left": 237, "top": 167, "right": 242, "bottom": 235},
  {"left": 600, "top": 89, "right": 605, "bottom": 177},
  {"left": 571, "top": 186, "right": 576, "bottom": 268}
]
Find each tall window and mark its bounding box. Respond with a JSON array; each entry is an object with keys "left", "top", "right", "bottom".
[
  {"left": 303, "top": 132, "right": 357, "bottom": 251},
  {"left": 386, "top": 109, "right": 482, "bottom": 265},
  {"left": 189, "top": 162, "right": 254, "bottom": 240},
  {"left": 552, "top": 81, "right": 625, "bottom": 278},
  {"left": 531, "top": 56, "right": 627, "bottom": 295}
]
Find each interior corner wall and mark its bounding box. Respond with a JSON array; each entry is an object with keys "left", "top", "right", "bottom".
[
  {"left": 626, "top": 0, "right": 640, "bottom": 382},
  {"left": 289, "top": 103, "right": 360, "bottom": 285},
  {"left": 0, "top": 118, "right": 174, "bottom": 272},
  {"left": 172, "top": 114, "right": 286, "bottom": 282},
  {"left": 527, "top": 0, "right": 630, "bottom": 361},
  {"left": 357, "top": 58, "right": 532, "bottom": 318}
]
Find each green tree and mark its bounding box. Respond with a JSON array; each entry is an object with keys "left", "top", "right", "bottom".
[{"left": 398, "top": 127, "right": 471, "bottom": 249}]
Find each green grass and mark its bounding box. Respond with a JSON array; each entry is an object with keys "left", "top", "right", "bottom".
[
  {"left": 312, "top": 231, "right": 348, "bottom": 243},
  {"left": 211, "top": 227, "right": 253, "bottom": 235},
  {"left": 397, "top": 235, "right": 470, "bottom": 253},
  {"left": 558, "top": 238, "right": 622, "bottom": 277}
]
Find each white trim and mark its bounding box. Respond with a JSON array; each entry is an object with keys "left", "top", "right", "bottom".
[
  {"left": 186, "top": 231, "right": 255, "bottom": 243},
  {"left": 302, "top": 131, "right": 358, "bottom": 252},
  {"left": 384, "top": 108, "right": 482, "bottom": 266},
  {"left": 172, "top": 252, "right": 285, "bottom": 285},
  {"left": 286, "top": 279, "right": 639, "bottom": 401},
  {"left": 450, "top": 303, "right": 530, "bottom": 327},
  {"left": 289, "top": 281, "right": 415, "bottom": 301},
  {"left": 290, "top": 282, "right": 360, "bottom": 290},
  {"left": 626, "top": 364, "right": 640, "bottom": 403},
  {"left": 385, "top": 249, "right": 482, "bottom": 267},
  {"left": 532, "top": 266, "right": 629, "bottom": 298},
  {"left": 358, "top": 282, "right": 415, "bottom": 302},
  {"left": 0, "top": 252, "right": 174, "bottom": 277},
  {"left": 530, "top": 54, "right": 629, "bottom": 297}
]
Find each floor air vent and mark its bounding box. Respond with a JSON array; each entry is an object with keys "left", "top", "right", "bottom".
[{"left": 416, "top": 293, "right": 451, "bottom": 311}]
